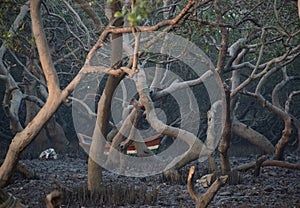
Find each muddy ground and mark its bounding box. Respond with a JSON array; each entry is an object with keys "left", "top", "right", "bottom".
[{"left": 3, "top": 150, "right": 300, "bottom": 208}]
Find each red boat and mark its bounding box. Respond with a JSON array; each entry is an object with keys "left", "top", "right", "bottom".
[{"left": 77, "top": 133, "right": 162, "bottom": 155}]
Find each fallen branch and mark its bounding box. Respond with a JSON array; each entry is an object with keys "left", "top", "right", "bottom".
[{"left": 187, "top": 166, "right": 228, "bottom": 208}]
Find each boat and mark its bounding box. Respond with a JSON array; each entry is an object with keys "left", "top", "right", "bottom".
[{"left": 77, "top": 132, "right": 162, "bottom": 155}]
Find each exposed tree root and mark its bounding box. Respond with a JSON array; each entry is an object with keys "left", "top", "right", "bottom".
[
  {"left": 187, "top": 166, "right": 228, "bottom": 208},
  {"left": 237, "top": 158, "right": 300, "bottom": 172}
]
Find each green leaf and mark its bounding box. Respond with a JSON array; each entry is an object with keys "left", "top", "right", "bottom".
[
  {"left": 19, "top": 23, "right": 25, "bottom": 31},
  {"left": 114, "top": 11, "right": 123, "bottom": 18},
  {"left": 128, "top": 13, "right": 136, "bottom": 23}
]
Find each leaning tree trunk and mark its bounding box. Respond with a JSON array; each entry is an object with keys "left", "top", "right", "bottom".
[
  {"left": 45, "top": 117, "right": 70, "bottom": 153},
  {"left": 87, "top": 75, "right": 123, "bottom": 192},
  {"left": 87, "top": 0, "right": 123, "bottom": 192}
]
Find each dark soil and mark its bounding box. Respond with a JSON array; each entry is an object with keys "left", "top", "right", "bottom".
[{"left": 3, "top": 152, "right": 300, "bottom": 208}]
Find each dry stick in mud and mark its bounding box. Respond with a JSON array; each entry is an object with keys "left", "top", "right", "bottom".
[{"left": 187, "top": 166, "right": 228, "bottom": 208}]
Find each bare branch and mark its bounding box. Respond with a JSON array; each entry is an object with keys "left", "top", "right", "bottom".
[
  {"left": 43, "top": 4, "right": 90, "bottom": 51},
  {"left": 8, "top": 49, "right": 47, "bottom": 88},
  {"left": 231, "top": 45, "right": 300, "bottom": 97},
  {"left": 187, "top": 166, "right": 228, "bottom": 208},
  {"left": 63, "top": 0, "right": 92, "bottom": 48},
  {"left": 153, "top": 70, "right": 213, "bottom": 100}
]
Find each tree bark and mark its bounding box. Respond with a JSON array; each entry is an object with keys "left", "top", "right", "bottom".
[
  {"left": 253, "top": 155, "right": 267, "bottom": 177},
  {"left": 46, "top": 118, "right": 69, "bottom": 153}
]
